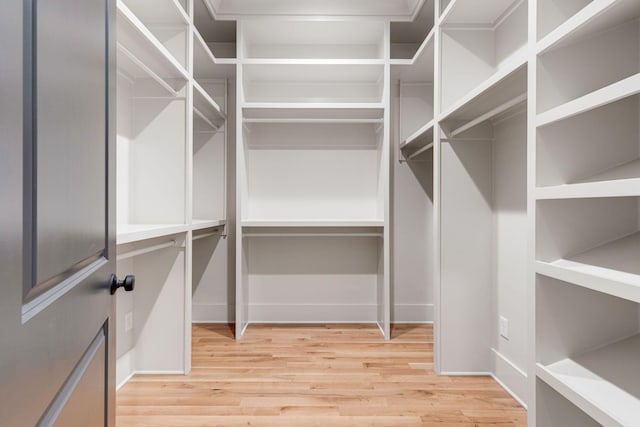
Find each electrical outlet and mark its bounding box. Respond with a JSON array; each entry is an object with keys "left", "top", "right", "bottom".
[
  {"left": 499, "top": 316, "right": 509, "bottom": 340},
  {"left": 125, "top": 312, "right": 133, "bottom": 332}
]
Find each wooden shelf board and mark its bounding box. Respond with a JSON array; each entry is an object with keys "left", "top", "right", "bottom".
[
  {"left": 537, "top": 73, "right": 640, "bottom": 128},
  {"left": 537, "top": 0, "right": 640, "bottom": 55},
  {"left": 536, "top": 333, "right": 640, "bottom": 427},
  {"left": 536, "top": 232, "right": 640, "bottom": 303},
  {"left": 117, "top": 223, "right": 188, "bottom": 245},
  {"left": 191, "top": 219, "right": 226, "bottom": 231},
  {"left": 536, "top": 159, "right": 640, "bottom": 199},
  {"left": 440, "top": 50, "right": 527, "bottom": 123},
  {"left": 440, "top": 0, "right": 522, "bottom": 27},
  {"left": 117, "top": 0, "right": 188, "bottom": 81}
]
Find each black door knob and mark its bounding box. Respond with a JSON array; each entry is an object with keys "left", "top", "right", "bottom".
[{"left": 110, "top": 274, "right": 135, "bottom": 295}]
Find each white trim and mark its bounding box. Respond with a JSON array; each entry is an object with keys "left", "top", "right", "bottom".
[
  {"left": 491, "top": 348, "right": 528, "bottom": 407},
  {"left": 491, "top": 373, "right": 528, "bottom": 409}
]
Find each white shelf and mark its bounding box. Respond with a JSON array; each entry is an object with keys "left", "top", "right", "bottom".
[
  {"left": 117, "top": 223, "right": 189, "bottom": 245},
  {"left": 537, "top": 159, "right": 640, "bottom": 199},
  {"left": 391, "top": 30, "right": 435, "bottom": 82},
  {"left": 122, "top": 0, "right": 189, "bottom": 26},
  {"left": 242, "top": 220, "right": 384, "bottom": 228},
  {"left": 191, "top": 219, "right": 226, "bottom": 231},
  {"left": 537, "top": 73, "right": 640, "bottom": 127},
  {"left": 536, "top": 232, "right": 640, "bottom": 303},
  {"left": 193, "top": 81, "right": 225, "bottom": 129},
  {"left": 537, "top": 0, "right": 640, "bottom": 54},
  {"left": 193, "top": 28, "right": 236, "bottom": 79},
  {"left": 117, "top": 0, "right": 188, "bottom": 82},
  {"left": 536, "top": 333, "right": 640, "bottom": 427},
  {"left": 242, "top": 103, "right": 385, "bottom": 121},
  {"left": 400, "top": 120, "right": 434, "bottom": 161},
  {"left": 440, "top": 50, "right": 527, "bottom": 122},
  {"left": 440, "top": 0, "right": 522, "bottom": 26}
]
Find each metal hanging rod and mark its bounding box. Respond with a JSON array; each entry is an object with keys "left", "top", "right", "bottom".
[
  {"left": 193, "top": 228, "right": 223, "bottom": 241},
  {"left": 117, "top": 43, "right": 178, "bottom": 97},
  {"left": 449, "top": 93, "right": 527, "bottom": 138},
  {"left": 406, "top": 142, "right": 434, "bottom": 161},
  {"left": 193, "top": 106, "right": 219, "bottom": 130}
]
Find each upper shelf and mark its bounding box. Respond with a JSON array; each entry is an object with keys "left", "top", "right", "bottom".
[
  {"left": 121, "top": 0, "right": 188, "bottom": 27},
  {"left": 537, "top": 73, "right": 640, "bottom": 127},
  {"left": 537, "top": 159, "right": 640, "bottom": 199},
  {"left": 117, "top": 0, "right": 188, "bottom": 86},
  {"left": 193, "top": 29, "right": 237, "bottom": 80},
  {"left": 242, "top": 63, "right": 385, "bottom": 104},
  {"left": 536, "top": 231, "right": 640, "bottom": 304},
  {"left": 536, "top": 333, "right": 640, "bottom": 427},
  {"left": 440, "top": 0, "right": 523, "bottom": 26},
  {"left": 117, "top": 223, "right": 189, "bottom": 245},
  {"left": 440, "top": 61, "right": 527, "bottom": 136},
  {"left": 242, "top": 220, "right": 384, "bottom": 228},
  {"left": 242, "top": 104, "right": 385, "bottom": 121},
  {"left": 240, "top": 20, "right": 386, "bottom": 60},
  {"left": 400, "top": 120, "right": 434, "bottom": 161},
  {"left": 391, "top": 30, "right": 435, "bottom": 82}
]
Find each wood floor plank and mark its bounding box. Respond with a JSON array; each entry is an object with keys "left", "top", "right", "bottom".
[{"left": 117, "top": 324, "right": 526, "bottom": 426}]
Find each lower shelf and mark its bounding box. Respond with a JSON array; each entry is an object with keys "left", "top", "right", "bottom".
[{"left": 536, "top": 333, "right": 640, "bottom": 427}]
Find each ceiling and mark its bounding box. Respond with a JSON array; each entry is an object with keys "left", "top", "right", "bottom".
[{"left": 204, "top": 0, "right": 426, "bottom": 21}]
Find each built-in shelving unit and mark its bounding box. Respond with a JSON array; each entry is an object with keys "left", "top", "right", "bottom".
[
  {"left": 115, "top": 0, "right": 232, "bottom": 387},
  {"left": 235, "top": 19, "right": 391, "bottom": 340},
  {"left": 533, "top": 1, "right": 640, "bottom": 424}
]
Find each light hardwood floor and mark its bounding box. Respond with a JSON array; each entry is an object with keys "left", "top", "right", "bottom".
[{"left": 117, "top": 324, "right": 526, "bottom": 426}]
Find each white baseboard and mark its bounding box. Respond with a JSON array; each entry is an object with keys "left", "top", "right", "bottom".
[
  {"left": 116, "top": 349, "right": 135, "bottom": 391},
  {"left": 439, "top": 371, "right": 493, "bottom": 376},
  {"left": 391, "top": 303, "right": 434, "bottom": 323},
  {"left": 491, "top": 348, "right": 528, "bottom": 408},
  {"left": 192, "top": 303, "right": 233, "bottom": 323}
]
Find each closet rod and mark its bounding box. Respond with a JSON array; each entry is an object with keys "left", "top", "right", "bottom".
[
  {"left": 117, "top": 240, "right": 177, "bottom": 261},
  {"left": 406, "top": 142, "right": 434, "bottom": 161},
  {"left": 117, "top": 43, "right": 178, "bottom": 97},
  {"left": 193, "top": 229, "right": 223, "bottom": 241},
  {"left": 193, "top": 106, "right": 219, "bottom": 130},
  {"left": 449, "top": 93, "right": 527, "bottom": 138},
  {"left": 243, "top": 233, "right": 383, "bottom": 238}
]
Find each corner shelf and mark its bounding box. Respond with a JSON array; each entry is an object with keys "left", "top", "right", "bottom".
[
  {"left": 536, "top": 333, "right": 640, "bottom": 427},
  {"left": 440, "top": 0, "right": 523, "bottom": 26},
  {"left": 536, "top": 232, "right": 640, "bottom": 303},
  {"left": 122, "top": 0, "right": 189, "bottom": 26},
  {"left": 117, "top": 0, "right": 188, "bottom": 82},
  {"left": 537, "top": 0, "right": 640, "bottom": 54},
  {"left": 391, "top": 29, "right": 435, "bottom": 82},
  {"left": 193, "top": 28, "right": 236, "bottom": 80},
  {"left": 400, "top": 120, "right": 434, "bottom": 161},
  {"left": 537, "top": 73, "right": 640, "bottom": 127},
  {"left": 117, "top": 223, "right": 189, "bottom": 245}
]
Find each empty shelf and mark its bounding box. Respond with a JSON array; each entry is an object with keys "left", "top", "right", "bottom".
[
  {"left": 538, "top": 0, "right": 640, "bottom": 54},
  {"left": 243, "top": 104, "right": 385, "bottom": 121},
  {"left": 242, "top": 220, "right": 384, "bottom": 228},
  {"left": 440, "top": 0, "right": 522, "bottom": 26},
  {"left": 537, "top": 73, "right": 640, "bottom": 127},
  {"left": 122, "top": 0, "right": 188, "bottom": 26},
  {"left": 391, "top": 30, "right": 435, "bottom": 82},
  {"left": 117, "top": 0, "right": 188, "bottom": 82},
  {"left": 192, "top": 219, "right": 226, "bottom": 231},
  {"left": 400, "top": 120, "right": 434, "bottom": 161},
  {"left": 536, "top": 232, "right": 640, "bottom": 303},
  {"left": 117, "top": 223, "right": 189, "bottom": 244},
  {"left": 193, "top": 82, "right": 226, "bottom": 129},
  {"left": 193, "top": 28, "right": 237, "bottom": 79},
  {"left": 537, "top": 334, "right": 640, "bottom": 427},
  {"left": 537, "top": 159, "right": 640, "bottom": 199},
  {"left": 440, "top": 61, "right": 527, "bottom": 137}
]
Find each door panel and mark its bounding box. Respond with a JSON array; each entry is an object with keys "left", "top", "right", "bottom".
[
  {"left": 34, "top": 0, "right": 107, "bottom": 290},
  {"left": 0, "top": 0, "right": 116, "bottom": 425}
]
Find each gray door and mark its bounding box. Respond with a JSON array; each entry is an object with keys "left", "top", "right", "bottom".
[{"left": 0, "top": 0, "right": 117, "bottom": 426}]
